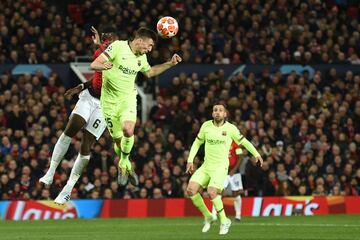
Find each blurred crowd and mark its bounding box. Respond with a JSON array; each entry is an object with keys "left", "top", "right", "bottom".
[
  {"left": 0, "top": 64, "right": 360, "bottom": 200},
  {"left": 0, "top": 0, "right": 360, "bottom": 64}
]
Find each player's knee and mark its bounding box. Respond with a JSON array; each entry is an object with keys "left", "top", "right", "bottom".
[
  {"left": 207, "top": 189, "right": 218, "bottom": 199},
  {"left": 80, "top": 142, "right": 92, "bottom": 155},
  {"left": 80, "top": 146, "right": 91, "bottom": 156},
  {"left": 123, "top": 127, "right": 134, "bottom": 137},
  {"left": 65, "top": 115, "right": 86, "bottom": 137},
  {"left": 186, "top": 186, "right": 197, "bottom": 197},
  {"left": 63, "top": 126, "right": 77, "bottom": 138}
]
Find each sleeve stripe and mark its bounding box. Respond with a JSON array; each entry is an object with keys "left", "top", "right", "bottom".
[
  {"left": 103, "top": 51, "right": 111, "bottom": 60},
  {"left": 197, "top": 136, "right": 203, "bottom": 141},
  {"left": 239, "top": 136, "right": 244, "bottom": 142}
]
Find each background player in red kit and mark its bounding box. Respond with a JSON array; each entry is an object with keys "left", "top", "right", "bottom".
[
  {"left": 39, "top": 26, "right": 116, "bottom": 204},
  {"left": 212, "top": 140, "right": 244, "bottom": 221}
]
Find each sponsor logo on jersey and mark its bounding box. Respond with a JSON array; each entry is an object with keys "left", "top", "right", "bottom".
[
  {"left": 118, "top": 65, "right": 138, "bottom": 75},
  {"left": 206, "top": 139, "right": 226, "bottom": 145},
  {"left": 222, "top": 131, "right": 227, "bottom": 136},
  {"left": 138, "top": 60, "right": 141, "bottom": 66}
]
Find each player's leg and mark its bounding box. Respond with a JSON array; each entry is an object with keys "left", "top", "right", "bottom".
[
  {"left": 230, "top": 173, "right": 243, "bottom": 221},
  {"left": 120, "top": 120, "right": 138, "bottom": 186},
  {"left": 39, "top": 109, "right": 89, "bottom": 185},
  {"left": 120, "top": 120, "right": 135, "bottom": 169},
  {"left": 113, "top": 136, "right": 128, "bottom": 186},
  {"left": 212, "top": 175, "right": 230, "bottom": 220},
  {"left": 101, "top": 101, "right": 128, "bottom": 185},
  {"left": 117, "top": 94, "right": 137, "bottom": 185},
  {"left": 54, "top": 130, "right": 95, "bottom": 204},
  {"left": 40, "top": 91, "right": 94, "bottom": 185},
  {"left": 208, "top": 170, "right": 231, "bottom": 235},
  {"left": 187, "top": 182, "right": 212, "bottom": 219},
  {"left": 118, "top": 93, "right": 136, "bottom": 168},
  {"left": 233, "top": 190, "right": 242, "bottom": 221},
  {"left": 112, "top": 128, "right": 135, "bottom": 186},
  {"left": 108, "top": 120, "right": 131, "bottom": 185},
  {"left": 187, "top": 167, "right": 213, "bottom": 232},
  {"left": 211, "top": 202, "right": 217, "bottom": 220},
  {"left": 55, "top": 101, "right": 106, "bottom": 204}
]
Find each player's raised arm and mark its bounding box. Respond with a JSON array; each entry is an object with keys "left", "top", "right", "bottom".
[
  {"left": 91, "top": 26, "right": 101, "bottom": 45},
  {"left": 232, "top": 126, "right": 263, "bottom": 167},
  {"left": 143, "top": 54, "right": 182, "bottom": 78}
]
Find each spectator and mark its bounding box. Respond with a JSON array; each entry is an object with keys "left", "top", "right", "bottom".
[
  {"left": 0, "top": 1, "right": 358, "bottom": 65},
  {"left": 152, "top": 187, "right": 163, "bottom": 199}
]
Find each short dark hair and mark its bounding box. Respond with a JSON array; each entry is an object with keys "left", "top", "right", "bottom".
[
  {"left": 212, "top": 101, "right": 227, "bottom": 109},
  {"left": 134, "top": 27, "right": 158, "bottom": 43}
]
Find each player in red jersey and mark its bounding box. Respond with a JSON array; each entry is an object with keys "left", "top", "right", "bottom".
[
  {"left": 39, "top": 26, "right": 116, "bottom": 204},
  {"left": 212, "top": 140, "right": 244, "bottom": 221}
]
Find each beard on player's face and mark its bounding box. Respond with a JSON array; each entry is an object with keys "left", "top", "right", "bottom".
[
  {"left": 214, "top": 118, "right": 224, "bottom": 123},
  {"left": 213, "top": 113, "right": 225, "bottom": 124}
]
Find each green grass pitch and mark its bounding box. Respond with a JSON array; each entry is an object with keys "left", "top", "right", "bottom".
[{"left": 1, "top": 215, "right": 359, "bottom": 240}]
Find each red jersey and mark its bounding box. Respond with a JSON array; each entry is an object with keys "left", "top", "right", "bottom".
[
  {"left": 90, "top": 40, "right": 110, "bottom": 97},
  {"left": 228, "top": 141, "right": 242, "bottom": 171}
]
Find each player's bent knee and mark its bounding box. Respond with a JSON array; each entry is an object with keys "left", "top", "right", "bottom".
[
  {"left": 207, "top": 189, "right": 218, "bottom": 199},
  {"left": 80, "top": 135, "right": 94, "bottom": 155},
  {"left": 122, "top": 125, "right": 134, "bottom": 137},
  {"left": 186, "top": 186, "right": 197, "bottom": 197},
  {"left": 65, "top": 114, "right": 86, "bottom": 137},
  {"left": 122, "top": 121, "right": 135, "bottom": 137},
  {"left": 123, "top": 129, "right": 133, "bottom": 137},
  {"left": 80, "top": 145, "right": 91, "bottom": 156}
]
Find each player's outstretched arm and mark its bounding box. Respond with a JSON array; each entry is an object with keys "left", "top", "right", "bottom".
[
  {"left": 143, "top": 54, "right": 182, "bottom": 78},
  {"left": 90, "top": 53, "right": 113, "bottom": 71}
]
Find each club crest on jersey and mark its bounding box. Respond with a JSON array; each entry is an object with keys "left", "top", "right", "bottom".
[
  {"left": 222, "top": 131, "right": 227, "bottom": 136},
  {"left": 138, "top": 60, "right": 141, "bottom": 66}
]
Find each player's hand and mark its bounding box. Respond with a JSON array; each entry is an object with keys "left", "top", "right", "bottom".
[
  {"left": 64, "top": 85, "right": 83, "bottom": 98},
  {"left": 186, "top": 162, "right": 194, "bottom": 174},
  {"left": 255, "top": 156, "right": 264, "bottom": 167},
  {"left": 170, "top": 54, "right": 182, "bottom": 66},
  {"left": 103, "top": 62, "right": 113, "bottom": 70},
  {"left": 91, "top": 26, "right": 101, "bottom": 45}
]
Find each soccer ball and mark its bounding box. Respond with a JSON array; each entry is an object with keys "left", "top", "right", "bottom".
[{"left": 156, "top": 16, "right": 179, "bottom": 39}]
